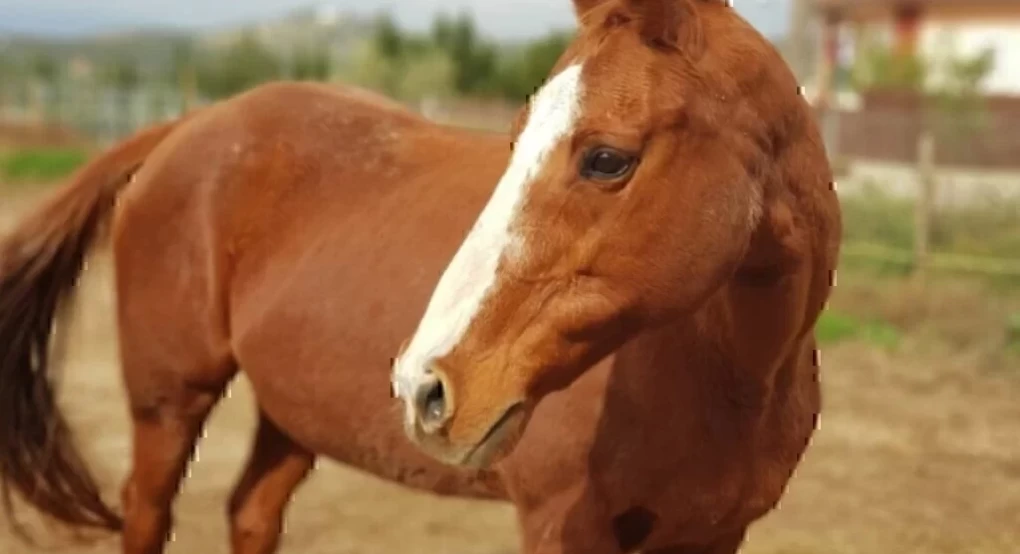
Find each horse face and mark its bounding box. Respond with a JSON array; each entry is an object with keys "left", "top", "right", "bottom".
[{"left": 393, "top": 0, "right": 772, "bottom": 467}]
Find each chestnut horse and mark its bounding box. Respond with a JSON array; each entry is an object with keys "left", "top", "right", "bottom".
[{"left": 0, "top": 1, "right": 840, "bottom": 553}]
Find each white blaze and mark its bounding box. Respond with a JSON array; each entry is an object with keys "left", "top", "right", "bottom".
[{"left": 393, "top": 63, "right": 585, "bottom": 400}]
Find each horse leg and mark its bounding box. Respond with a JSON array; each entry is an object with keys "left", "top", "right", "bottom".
[
  {"left": 517, "top": 492, "right": 627, "bottom": 554},
  {"left": 120, "top": 378, "right": 231, "bottom": 554},
  {"left": 643, "top": 529, "right": 748, "bottom": 554},
  {"left": 521, "top": 520, "right": 625, "bottom": 554},
  {"left": 518, "top": 493, "right": 747, "bottom": 554},
  {"left": 227, "top": 411, "right": 315, "bottom": 554}
]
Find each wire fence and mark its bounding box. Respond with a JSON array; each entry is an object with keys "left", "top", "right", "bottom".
[
  {"left": 2, "top": 80, "right": 1018, "bottom": 282},
  {"left": 0, "top": 80, "right": 523, "bottom": 145},
  {"left": 0, "top": 80, "right": 191, "bottom": 146}
]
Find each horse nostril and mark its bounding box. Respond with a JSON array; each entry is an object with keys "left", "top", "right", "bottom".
[{"left": 418, "top": 378, "right": 448, "bottom": 426}]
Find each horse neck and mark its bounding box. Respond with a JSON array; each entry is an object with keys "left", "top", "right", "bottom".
[
  {"left": 610, "top": 263, "right": 818, "bottom": 442},
  {"left": 603, "top": 113, "right": 835, "bottom": 448}
]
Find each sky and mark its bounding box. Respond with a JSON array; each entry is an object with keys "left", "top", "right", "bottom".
[{"left": 0, "top": 0, "right": 789, "bottom": 40}]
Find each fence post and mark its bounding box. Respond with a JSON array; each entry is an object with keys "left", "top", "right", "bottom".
[
  {"left": 179, "top": 65, "right": 197, "bottom": 112},
  {"left": 914, "top": 130, "right": 936, "bottom": 283}
]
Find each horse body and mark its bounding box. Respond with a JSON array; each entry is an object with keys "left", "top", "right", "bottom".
[
  {"left": 0, "top": 2, "right": 841, "bottom": 553},
  {"left": 169, "top": 82, "right": 511, "bottom": 495}
]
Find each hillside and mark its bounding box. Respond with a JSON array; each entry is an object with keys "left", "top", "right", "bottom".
[{"left": 0, "top": 5, "right": 378, "bottom": 78}]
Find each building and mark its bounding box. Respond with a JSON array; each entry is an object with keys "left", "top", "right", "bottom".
[
  {"left": 805, "top": 0, "right": 1020, "bottom": 171},
  {"left": 813, "top": 0, "right": 1020, "bottom": 104}
]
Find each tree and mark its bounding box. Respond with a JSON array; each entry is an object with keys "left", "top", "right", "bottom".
[
  {"left": 374, "top": 13, "right": 404, "bottom": 60},
  {"left": 431, "top": 13, "right": 455, "bottom": 52},
  {"left": 431, "top": 11, "right": 498, "bottom": 95},
  {"left": 29, "top": 54, "right": 59, "bottom": 84},
  {"left": 786, "top": 0, "right": 813, "bottom": 82},
  {"left": 849, "top": 31, "right": 928, "bottom": 92},
  {"left": 396, "top": 49, "right": 456, "bottom": 100},
  {"left": 346, "top": 41, "right": 403, "bottom": 96},
  {"left": 492, "top": 31, "right": 572, "bottom": 101},
  {"left": 345, "top": 11, "right": 572, "bottom": 103},
  {"left": 292, "top": 44, "right": 332, "bottom": 81},
  {"left": 0, "top": 48, "right": 14, "bottom": 78},
  {"left": 197, "top": 32, "right": 282, "bottom": 98},
  {"left": 927, "top": 39, "right": 995, "bottom": 144},
  {"left": 169, "top": 39, "right": 195, "bottom": 82},
  {"left": 850, "top": 29, "right": 995, "bottom": 156},
  {"left": 170, "top": 39, "right": 199, "bottom": 108},
  {"left": 0, "top": 49, "right": 16, "bottom": 111},
  {"left": 102, "top": 57, "right": 141, "bottom": 91}
]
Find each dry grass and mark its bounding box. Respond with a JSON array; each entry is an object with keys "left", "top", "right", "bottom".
[
  {"left": 1, "top": 186, "right": 1018, "bottom": 553},
  {"left": 0, "top": 121, "right": 89, "bottom": 150},
  {"left": 828, "top": 274, "right": 1020, "bottom": 375},
  {"left": 743, "top": 341, "right": 1020, "bottom": 554},
  {"left": 741, "top": 273, "right": 1020, "bottom": 554}
]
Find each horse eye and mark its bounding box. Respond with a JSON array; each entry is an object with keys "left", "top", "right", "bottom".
[{"left": 580, "top": 148, "right": 635, "bottom": 181}]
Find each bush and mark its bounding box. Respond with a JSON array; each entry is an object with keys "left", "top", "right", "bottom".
[
  {"left": 0, "top": 147, "right": 89, "bottom": 184},
  {"left": 816, "top": 310, "right": 902, "bottom": 350}
]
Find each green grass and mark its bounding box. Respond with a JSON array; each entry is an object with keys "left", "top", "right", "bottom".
[
  {"left": 841, "top": 184, "right": 1020, "bottom": 260},
  {"left": 1008, "top": 313, "right": 1020, "bottom": 354},
  {"left": 816, "top": 309, "right": 902, "bottom": 350},
  {"left": 0, "top": 147, "right": 89, "bottom": 184}
]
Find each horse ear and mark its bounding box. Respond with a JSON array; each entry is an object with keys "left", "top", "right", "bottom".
[
  {"left": 573, "top": 0, "right": 612, "bottom": 20},
  {"left": 625, "top": 0, "right": 680, "bottom": 48},
  {"left": 624, "top": 0, "right": 702, "bottom": 52}
]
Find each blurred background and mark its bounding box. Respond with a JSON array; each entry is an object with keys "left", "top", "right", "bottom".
[{"left": 0, "top": 0, "right": 1018, "bottom": 553}]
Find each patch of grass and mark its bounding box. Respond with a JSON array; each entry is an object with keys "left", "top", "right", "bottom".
[
  {"left": 828, "top": 270, "right": 1020, "bottom": 373},
  {"left": 840, "top": 183, "right": 917, "bottom": 252},
  {"left": 1008, "top": 313, "right": 1020, "bottom": 354},
  {"left": 816, "top": 309, "right": 902, "bottom": 350},
  {"left": 815, "top": 311, "right": 861, "bottom": 344},
  {"left": 0, "top": 147, "right": 89, "bottom": 184},
  {"left": 839, "top": 184, "right": 1020, "bottom": 288}
]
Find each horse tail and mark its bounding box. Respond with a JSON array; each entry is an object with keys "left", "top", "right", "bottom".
[{"left": 0, "top": 115, "right": 187, "bottom": 535}]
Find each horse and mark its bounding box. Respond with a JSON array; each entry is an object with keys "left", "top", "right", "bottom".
[{"left": 0, "top": 0, "right": 841, "bottom": 552}]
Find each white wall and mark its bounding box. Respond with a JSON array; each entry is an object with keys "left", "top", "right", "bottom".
[
  {"left": 919, "top": 20, "right": 1020, "bottom": 95},
  {"left": 842, "top": 18, "right": 1020, "bottom": 96}
]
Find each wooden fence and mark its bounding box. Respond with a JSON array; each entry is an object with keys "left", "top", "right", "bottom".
[
  {"left": 822, "top": 91, "right": 1020, "bottom": 170},
  {"left": 837, "top": 129, "right": 1020, "bottom": 281}
]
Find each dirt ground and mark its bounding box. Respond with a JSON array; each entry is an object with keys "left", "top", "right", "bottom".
[{"left": 2, "top": 186, "right": 1019, "bottom": 554}]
